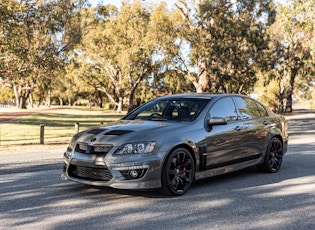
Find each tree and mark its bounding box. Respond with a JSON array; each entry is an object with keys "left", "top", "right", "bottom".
[
  {"left": 278, "top": 0, "right": 315, "bottom": 112},
  {"left": 152, "top": 0, "right": 275, "bottom": 94},
  {"left": 64, "top": 53, "right": 107, "bottom": 107},
  {"left": 0, "top": 0, "right": 87, "bottom": 109},
  {"left": 149, "top": 68, "right": 194, "bottom": 96},
  {"left": 75, "top": 1, "right": 158, "bottom": 112},
  {"left": 267, "top": 0, "right": 315, "bottom": 112}
]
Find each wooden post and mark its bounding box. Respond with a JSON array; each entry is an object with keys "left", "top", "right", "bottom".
[
  {"left": 75, "top": 122, "right": 79, "bottom": 133},
  {"left": 40, "top": 124, "right": 45, "bottom": 144}
]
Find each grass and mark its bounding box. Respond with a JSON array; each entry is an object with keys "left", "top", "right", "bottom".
[{"left": 0, "top": 107, "right": 125, "bottom": 149}]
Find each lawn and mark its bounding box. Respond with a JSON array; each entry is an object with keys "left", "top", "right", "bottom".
[{"left": 0, "top": 107, "right": 125, "bottom": 148}]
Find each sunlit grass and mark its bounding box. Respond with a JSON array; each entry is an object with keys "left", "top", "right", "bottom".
[{"left": 0, "top": 108, "right": 125, "bottom": 146}]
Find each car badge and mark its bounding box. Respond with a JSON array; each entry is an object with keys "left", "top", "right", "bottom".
[{"left": 90, "top": 137, "right": 97, "bottom": 142}]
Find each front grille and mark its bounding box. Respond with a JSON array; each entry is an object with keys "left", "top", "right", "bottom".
[
  {"left": 75, "top": 143, "right": 113, "bottom": 154},
  {"left": 68, "top": 165, "right": 113, "bottom": 181},
  {"left": 93, "top": 145, "right": 112, "bottom": 153}
]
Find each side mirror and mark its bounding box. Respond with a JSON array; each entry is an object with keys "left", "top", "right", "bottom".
[{"left": 208, "top": 117, "right": 227, "bottom": 126}]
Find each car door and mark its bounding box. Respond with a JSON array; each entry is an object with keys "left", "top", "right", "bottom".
[
  {"left": 204, "top": 96, "right": 246, "bottom": 170},
  {"left": 233, "top": 96, "right": 269, "bottom": 158}
]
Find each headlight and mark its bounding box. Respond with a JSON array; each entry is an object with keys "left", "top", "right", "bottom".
[{"left": 115, "top": 142, "right": 156, "bottom": 155}]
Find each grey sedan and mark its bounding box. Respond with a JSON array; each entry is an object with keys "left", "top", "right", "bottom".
[{"left": 61, "top": 94, "right": 288, "bottom": 196}]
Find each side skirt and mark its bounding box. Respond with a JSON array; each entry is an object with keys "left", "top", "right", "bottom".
[{"left": 194, "top": 158, "right": 263, "bottom": 181}]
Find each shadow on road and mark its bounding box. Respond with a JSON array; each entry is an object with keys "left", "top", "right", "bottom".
[{"left": 0, "top": 110, "right": 314, "bottom": 229}]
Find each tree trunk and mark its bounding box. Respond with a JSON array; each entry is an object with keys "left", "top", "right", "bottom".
[
  {"left": 128, "top": 90, "right": 136, "bottom": 113},
  {"left": 285, "top": 69, "right": 297, "bottom": 113},
  {"left": 195, "top": 61, "right": 211, "bottom": 93},
  {"left": 97, "top": 91, "right": 103, "bottom": 108},
  {"left": 29, "top": 93, "right": 34, "bottom": 108},
  {"left": 97, "top": 97, "right": 103, "bottom": 108},
  {"left": 117, "top": 96, "right": 123, "bottom": 113},
  {"left": 285, "top": 94, "right": 293, "bottom": 112},
  {"left": 47, "top": 89, "right": 51, "bottom": 107},
  {"left": 13, "top": 84, "right": 20, "bottom": 109},
  {"left": 19, "top": 95, "right": 28, "bottom": 109},
  {"left": 13, "top": 83, "right": 29, "bottom": 109},
  {"left": 59, "top": 97, "right": 64, "bottom": 106}
]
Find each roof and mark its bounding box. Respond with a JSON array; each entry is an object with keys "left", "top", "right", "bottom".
[{"left": 158, "top": 93, "right": 245, "bottom": 100}]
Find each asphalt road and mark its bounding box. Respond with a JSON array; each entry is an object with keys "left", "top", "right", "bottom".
[{"left": 0, "top": 110, "right": 314, "bottom": 230}]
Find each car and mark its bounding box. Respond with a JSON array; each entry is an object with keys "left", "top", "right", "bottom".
[{"left": 61, "top": 93, "right": 288, "bottom": 196}]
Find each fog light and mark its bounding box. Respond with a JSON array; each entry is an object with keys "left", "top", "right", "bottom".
[
  {"left": 120, "top": 169, "right": 147, "bottom": 180},
  {"left": 129, "top": 170, "right": 139, "bottom": 178}
]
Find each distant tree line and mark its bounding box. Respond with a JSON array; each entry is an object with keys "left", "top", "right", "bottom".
[{"left": 0, "top": 0, "right": 314, "bottom": 112}]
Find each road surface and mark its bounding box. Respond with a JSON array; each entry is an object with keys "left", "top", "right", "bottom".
[{"left": 0, "top": 110, "right": 314, "bottom": 230}]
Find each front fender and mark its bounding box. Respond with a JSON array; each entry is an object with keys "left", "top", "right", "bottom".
[{"left": 157, "top": 134, "right": 201, "bottom": 170}]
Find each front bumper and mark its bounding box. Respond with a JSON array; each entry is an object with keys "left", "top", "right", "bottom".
[{"left": 61, "top": 150, "right": 164, "bottom": 190}]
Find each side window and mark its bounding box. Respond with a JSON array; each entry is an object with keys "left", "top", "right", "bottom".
[
  {"left": 255, "top": 102, "right": 268, "bottom": 117},
  {"left": 210, "top": 97, "right": 238, "bottom": 122},
  {"left": 234, "top": 97, "right": 262, "bottom": 119}
]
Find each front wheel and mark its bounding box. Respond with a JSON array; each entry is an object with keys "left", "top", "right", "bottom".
[
  {"left": 257, "top": 137, "right": 283, "bottom": 173},
  {"left": 159, "top": 148, "right": 195, "bottom": 196}
]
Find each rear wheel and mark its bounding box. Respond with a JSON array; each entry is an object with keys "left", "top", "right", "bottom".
[
  {"left": 258, "top": 137, "right": 283, "bottom": 173},
  {"left": 160, "top": 148, "right": 195, "bottom": 196}
]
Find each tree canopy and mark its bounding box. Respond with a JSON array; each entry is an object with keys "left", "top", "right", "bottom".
[
  {"left": 0, "top": 0, "right": 87, "bottom": 108},
  {"left": 1, "top": 0, "right": 314, "bottom": 112}
]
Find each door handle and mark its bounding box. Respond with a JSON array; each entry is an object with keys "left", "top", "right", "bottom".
[{"left": 235, "top": 126, "right": 242, "bottom": 131}]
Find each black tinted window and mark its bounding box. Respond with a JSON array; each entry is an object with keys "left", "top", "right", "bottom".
[
  {"left": 124, "top": 98, "right": 209, "bottom": 122},
  {"left": 210, "top": 97, "right": 238, "bottom": 122},
  {"left": 255, "top": 102, "right": 268, "bottom": 117},
  {"left": 234, "top": 97, "right": 262, "bottom": 119}
]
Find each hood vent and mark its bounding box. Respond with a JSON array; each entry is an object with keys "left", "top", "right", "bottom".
[
  {"left": 87, "top": 128, "right": 106, "bottom": 135},
  {"left": 104, "top": 130, "right": 133, "bottom": 136}
]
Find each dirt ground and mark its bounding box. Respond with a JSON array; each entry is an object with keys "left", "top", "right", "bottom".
[{"left": 0, "top": 106, "right": 64, "bottom": 123}]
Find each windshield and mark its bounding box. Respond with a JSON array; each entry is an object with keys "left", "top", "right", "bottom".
[{"left": 123, "top": 98, "right": 210, "bottom": 122}]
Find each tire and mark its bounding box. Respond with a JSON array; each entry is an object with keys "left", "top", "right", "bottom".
[
  {"left": 257, "top": 137, "right": 283, "bottom": 173},
  {"left": 159, "top": 148, "right": 195, "bottom": 196}
]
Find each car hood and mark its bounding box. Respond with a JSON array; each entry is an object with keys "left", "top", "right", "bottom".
[{"left": 75, "top": 120, "right": 189, "bottom": 145}]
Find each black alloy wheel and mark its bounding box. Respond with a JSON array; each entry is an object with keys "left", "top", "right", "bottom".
[
  {"left": 258, "top": 137, "right": 283, "bottom": 173},
  {"left": 160, "top": 148, "right": 195, "bottom": 196}
]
